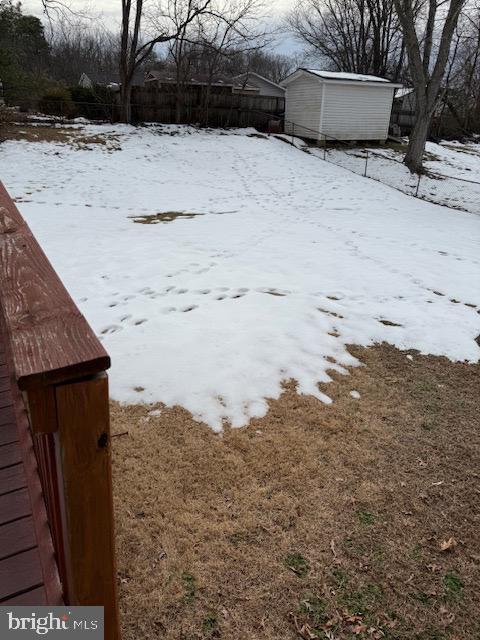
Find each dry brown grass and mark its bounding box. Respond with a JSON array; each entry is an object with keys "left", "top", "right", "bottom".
[
  {"left": 0, "top": 121, "right": 120, "bottom": 148},
  {"left": 111, "top": 344, "right": 480, "bottom": 640}
]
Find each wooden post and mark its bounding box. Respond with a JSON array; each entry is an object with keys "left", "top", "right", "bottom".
[{"left": 54, "top": 374, "right": 119, "bottom": 640}]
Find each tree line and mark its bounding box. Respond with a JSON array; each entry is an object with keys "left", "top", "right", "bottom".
[{"left": 1, "top": 0, "right": 480, "bottom": 171}]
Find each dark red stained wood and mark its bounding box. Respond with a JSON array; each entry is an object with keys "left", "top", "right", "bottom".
[
  {"left": 0, "top": 547, "right": 44, "bottom": 601},
  {"left": 0, "top": 422, "right": 18, "bottom": 446},
  {"left": 3, "top": 585, "right": 48, "bottom": 605},
  {"left": 4, "top": 356, "right": 63, "bottom": 606},
  {"left": 0, "top": 464, "right": 27, "bottom": 495},
  {"left": 0, "top": 406, "right": 15, "bottom": 427},
  {"left": 0, "top": 182, "right": 110, "bottom": 390},
  {"left": 0, "top": 516, "right": 37, "bottom": 560},
  {"left": 0, "top": 324, "right": 62, "bottom": 607},
  {"left": 0, "top": 443, "right": 22, "bottom": 469},
  {"left": 0, "top": 488, "right": 31, "bottom": 524},
  {"left": 0, "top": 391, "right": 12, "bottom": 409}
]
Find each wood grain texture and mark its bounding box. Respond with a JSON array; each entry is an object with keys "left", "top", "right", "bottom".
[
  {"left": 3, "top": 585, "right": 47, "bottom": 605},
  {"left": 0, "top": 422, "right": 18, "bottom": 446},
  {"left": 0, "top": 516, "right": 37, "bottom": 560},
  {"left": 9, "top": 361, "right": 64, "bottom": 606},
  {"left": 0, "top": 464, "right": 27, "bottom": 495},
  {"left": 27, "top": 387, "right": 58, "bottom": 434},
  {"left": 0, "top": 488, "right": 31, "bottom": 524},
  {"left": 0, "top": 328, "right": 63, "bottom": 606},
  {"left": 0, "top": 547, "right": 44, "bottom": 600},
  {"left": 0, "top": 182, "right": 110, "bottom": 389},
  {"left": 0, "top": 443, "right": 22, "bottom": 469},
  {"left": 56, "top": 374, "right": 120, "bottom": 639}
]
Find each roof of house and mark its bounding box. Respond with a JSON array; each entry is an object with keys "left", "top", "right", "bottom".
[
  {"left": 395, "top": 87, "right": 414, "bottom": 98},
  {"left": 281, "top": 68, "right": 402, "bottom": 88},
  {"left": 80, "top": 70, "right": 145, "bottom": 87},
  {"left": 145, "top": 70, "right": 257, "bottom": 90},
  {"left": 307, "top": 69, "right": 390, "bottom": 83},
  {"left": 234, "top": 71, "right": 285, "bottom": 92}
]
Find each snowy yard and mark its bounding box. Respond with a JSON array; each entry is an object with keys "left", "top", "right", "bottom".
[
  {"left": 286, "top": 135, "right": 480, "bottom": 214},
  {"left": 1, "top": 123, "right": 479, "bottom": 430}
]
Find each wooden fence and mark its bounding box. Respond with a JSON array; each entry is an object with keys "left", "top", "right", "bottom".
[
  {"left": 130, "top": 86, "right": 284, "bottom": 128},
  {"left": 0, "top": 183, "right": 119, "bottom": 638}
]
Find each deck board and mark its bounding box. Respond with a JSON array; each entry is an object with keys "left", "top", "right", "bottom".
[
  {"left": 0, "top": 517, "right": 37, "bottom": 560},
  {"left": 0, "top": 334, "right": 61, "bottom": 604},
  {"left": 0, "top": 442, "right": 23, "bottom": 468},
  {"left": 0, "top": 488, "right": 32, "bottom": 525},
  {"left": 0, "top": 422, "right": 18, "bottom": 446},
  {"left": 0, "top": 547, "right": 44, "bottom": 601},
  {"left": 0, "top": 464, "right": 27, "bottom": 495}
]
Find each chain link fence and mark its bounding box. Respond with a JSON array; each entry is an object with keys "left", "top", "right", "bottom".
[
  {"left": 321, "top": 146, "right": 480, "bottom": 215},
  {"left": 284, "top": 120, "right": 480, "bottom": 216}
]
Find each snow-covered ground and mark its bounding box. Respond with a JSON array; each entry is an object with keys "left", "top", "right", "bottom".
[
  {"left": 307, "top": 138, "right": 480, "bottom": 214},
  {"left": 1, "top": 124, "right": 479, "bottom": 430}
]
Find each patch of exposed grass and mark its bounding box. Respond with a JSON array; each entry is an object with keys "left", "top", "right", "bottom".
[
  {"left": 129, "top": 211, "right": 202, "bottom": 224},
  {"left": 443, "top": 571, "right": 463, "bottom": 601},
  {"left": 341, "top": 584, "right": 383, "bottom": 616},
  {"left": 299, "top": 594, "right": 328, "bottom": 627},
  {"left": 0, "top": 122, "right": 120, "bottom": 149},
  {"left": 201, "top": 613, "right": 218, "bottom": 637},
  {"left": 332, "top": 567, "right": 349, "bottom": 589},
  {"left": 358, "top": 509, "right": 376, "bottom": 526},
  {"left": 181, "top": 571, "right": 196, "bottom": 604},
  {"left": 284, "top": 552, "right": 309, "bottom": 578}
]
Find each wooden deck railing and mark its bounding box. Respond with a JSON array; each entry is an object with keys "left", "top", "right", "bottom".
[{"left": 0, "top": 182, "right": 119, "bottom": 638}]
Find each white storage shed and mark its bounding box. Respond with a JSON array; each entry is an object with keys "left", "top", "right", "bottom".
[{"left": 281, "top": 69, "right": 402, "bottom": 142}]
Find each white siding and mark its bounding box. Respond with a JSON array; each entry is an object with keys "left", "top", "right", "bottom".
[
  {"left": 249, "top": 76, "right": 285, "bottom": 98},
  {"left": 320, "top": 84, "right": 394, "bottom": 141},
  {"left": 284, "top": 75, "right": 322, "bottom": 140}
]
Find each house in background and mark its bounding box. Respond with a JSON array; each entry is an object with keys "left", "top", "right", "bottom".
[
  {"left": 78, "top": 70, "right": 145, "bottom": 90},
  {"left": 234, "top": 72, "right": 285, "bottom": 98},
  {"left": 281, "top": 68, "right": 402, "bottom": 142},
  {"left": 391, "top": 87, "right": 416, "bottom": 133},
  {"left": 144, "top": 71, "right": 259, "bottom": 95}
]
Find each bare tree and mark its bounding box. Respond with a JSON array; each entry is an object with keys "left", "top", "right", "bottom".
[
  {"left": 194, "top": 0, "right": 269, "bottom": 123},
  {"left": 160, "top": 0, "right": 270, "bottom": 123},
  {"left": 447, "top": 4, "right": 480, "bottom": 132},
  {"left": 287, "top": 0, "right": 405, "bottom": 78},
  {"left": 119, "top": 0, "right": 214, "bottom": 122},
  {"left": 47, "top": 19, "right": 119, "bottom": 85},
  {"left": 393, "top": 0, "right": 467, "bottom": 172},
  {"left": 240, "top": 50, "right": 298, "bottom": 83}
]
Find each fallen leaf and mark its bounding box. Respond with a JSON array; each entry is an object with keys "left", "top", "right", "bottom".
[
  {"left": 439, "top": 537, "right": 457, "bottom": 552},
  {"left": 330, "top": 539, "right": 337, "bottom": 558},
  {"left": 351, "top": 623, "right": 368, "bottom": 634}
]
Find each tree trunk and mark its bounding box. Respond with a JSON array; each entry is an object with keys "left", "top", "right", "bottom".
[
  {"left": 120, "top": 82, "right": 132, "bottom": 124},
  {"left": 175, "top": 85, "right": 182, "bottom": 124},
  {"left": 404, "top": 111, "right": 431, "bottom": 173}
]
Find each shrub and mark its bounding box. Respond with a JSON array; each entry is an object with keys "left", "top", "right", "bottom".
[
  {"left": 0, "top": 105, "right": 22, "bottom": 124},
  {"left": 38, "top": 87, "right": 73, "bottom": 118},
  {"left": 68, "top": 85, "right": 116, "bottom": 120}
]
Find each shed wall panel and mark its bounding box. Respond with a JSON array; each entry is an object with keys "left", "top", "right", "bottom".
[
  {"left": 284, "top": 75, "right": 322, "bottom": 140},
  {"left": 320, "top": 84, "right": 394, "bottom": 140}
]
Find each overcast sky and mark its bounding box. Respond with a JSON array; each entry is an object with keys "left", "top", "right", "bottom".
[{"left": 21, "top": 0, "right": 299, "bottom": 54}]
